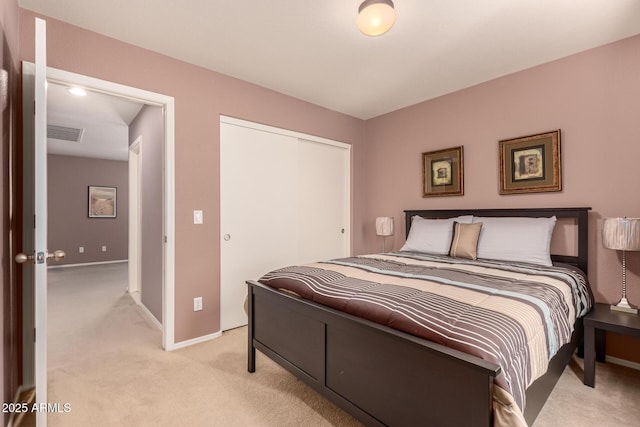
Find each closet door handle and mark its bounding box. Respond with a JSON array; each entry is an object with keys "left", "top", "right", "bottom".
[{"left": 224, "top": 234, "right": 231, "bottom": 241}]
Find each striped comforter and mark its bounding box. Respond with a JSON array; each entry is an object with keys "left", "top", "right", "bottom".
[{"left": 258, "top": 251, "right": 592, "bottom": 417}]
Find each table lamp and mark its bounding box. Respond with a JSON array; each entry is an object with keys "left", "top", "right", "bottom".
[
  {"left": 602, "top": 217, "right": 640, "bottom": 314},
  {"left": 376, "top": 216, "right": 394, "bottom": 252}
]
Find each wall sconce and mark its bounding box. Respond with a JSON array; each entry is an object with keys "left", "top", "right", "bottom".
[
  {"left": 376, "top": 216, "right": 394, "bottom": 252},
  {"left": 357, "top": 0, "right": 396, "bottom": 37},
  {"left": 602, "top": 217, "right": 640, "bottom": 314}
]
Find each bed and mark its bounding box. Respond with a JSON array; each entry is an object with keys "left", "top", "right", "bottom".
[{"left": 247, "top": 207, "right": 592, "bottom": 426}]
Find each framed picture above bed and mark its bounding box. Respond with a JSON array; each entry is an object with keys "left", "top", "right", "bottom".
[
  {"left": 499, "top": 129, "right": 561, "bottom": 194},
  {"left": 422, "top": 146, "right": 464, "bottom": 197}
]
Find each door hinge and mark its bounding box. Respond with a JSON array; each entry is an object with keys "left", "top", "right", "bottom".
[
  {"left": 34, "top": 327, "right": 36, "bottom": 342},
  {"left": 164, "top": 236, "right": 167, "bottom": 243}
]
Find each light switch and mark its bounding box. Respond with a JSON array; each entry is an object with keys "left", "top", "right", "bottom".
[{"left": 193, "top": 210, "right": 203, "bottom": 225}]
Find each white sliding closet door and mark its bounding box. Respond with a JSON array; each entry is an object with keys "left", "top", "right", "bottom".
[
  {"left": 220, "top": 118, "right": 350, "bottom": 331},
  {"left": 220, "top": 123, "right": 299, "bottom": 331},
  {"left": 296, "top": 138, "right": 348, "bottom": 264}
]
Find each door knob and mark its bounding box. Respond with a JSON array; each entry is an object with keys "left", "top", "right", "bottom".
[
  {"left": 15, "top": 249, "right": 66, "bottom": 264},
  {"left": 15, "top": 253, "right": 34, "bottom": 264},
  {"left": 47, "top": 250, "right": 66, "bottom": 261}
]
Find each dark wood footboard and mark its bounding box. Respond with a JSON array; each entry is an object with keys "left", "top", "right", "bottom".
[{"left": 247, "top": 280, "right": 500, "bottom": 427}]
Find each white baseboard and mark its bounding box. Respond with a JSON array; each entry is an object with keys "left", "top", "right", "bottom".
[
  {"left": 128, "top": 290, "right": 142, "bottom": 305},
  {"left": 128, "top": 292, "right": 162, "bottom": 330},
  {"left": 606, "top": 355, "right": 640, "bottom": 371},
  {"left": 168, "top": 331, "right": 223, "bottom": 351},
  {"left": 47, "top": 259, "right": 128, "bottom": 269}
]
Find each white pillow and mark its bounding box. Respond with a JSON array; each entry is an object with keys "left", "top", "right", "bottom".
[
  {"left": 400, "top": 216, "right": 473, "bottom": 255},
  {"left": 472, "top": 216, "right": 557, "bottom": 266}
]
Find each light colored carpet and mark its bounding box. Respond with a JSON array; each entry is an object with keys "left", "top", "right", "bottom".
[
  {"left": 534, "top": 357, "right": 640, "bottom": 426},
  {"left": 47, "top": 263, "right": 361, "bottom": 427},
  {"left": 45, "top": 263, "right": 640, "bottom": 427}
]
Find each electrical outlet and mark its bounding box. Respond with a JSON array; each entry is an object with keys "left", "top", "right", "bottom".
[
  {"left": 79, "top": 246, "right": 84, "bottom": 253},
  {"left": 102, "top": 245, "right": 107, "bottom": 252},
  {"left": 194, "top": 297, "right": 203, "bottom": 311}
]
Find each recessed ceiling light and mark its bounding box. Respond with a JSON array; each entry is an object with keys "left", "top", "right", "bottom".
[{"left": 68, "top": 87, "right": 87, "bottom": 97}]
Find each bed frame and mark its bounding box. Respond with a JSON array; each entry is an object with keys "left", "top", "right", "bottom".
[{"left": 247, "top": 207, "right": 591, "bottom": 426}]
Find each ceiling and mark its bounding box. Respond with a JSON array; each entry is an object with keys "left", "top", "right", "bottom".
[
  {"left": 47, "top": 82, "right": 144, "bottom": 161},
  {"left": 22, "top": 1, "right": 640, "bottom": 159}
]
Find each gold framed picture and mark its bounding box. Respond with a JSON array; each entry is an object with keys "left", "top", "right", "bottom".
[
  {"left": 422, "top": 146, "right": 464, "bottom": 197},
  {"left": 499, "top": 130, "right": 561, "bottom": 195}
]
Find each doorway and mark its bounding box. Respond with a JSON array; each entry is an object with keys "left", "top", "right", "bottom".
[
  {"left": 44, "top": 66, "right": 176, "bottom": 349},
  {"left": 21, "top": 63, "right": 177, "bottom": 414}
]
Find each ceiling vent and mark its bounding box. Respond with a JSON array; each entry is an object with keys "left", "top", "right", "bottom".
[{"left": 47, "top": 124, "right": 84, "bottom": 142}]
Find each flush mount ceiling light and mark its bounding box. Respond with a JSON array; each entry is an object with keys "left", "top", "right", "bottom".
[
  {"left": 357, "top": 0, "right": 396, "bottom": 36},
  {"left": 68, "top": 87, "right": 87, "bottom": 97}
]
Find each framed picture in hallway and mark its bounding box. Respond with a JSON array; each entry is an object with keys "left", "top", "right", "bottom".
[{"left": 88, "top": 186, "right": 117, "bottom": 218}]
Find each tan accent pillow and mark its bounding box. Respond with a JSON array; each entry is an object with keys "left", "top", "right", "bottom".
[{"left": 449, "top": 222, "right": 483, "bottom": 260}]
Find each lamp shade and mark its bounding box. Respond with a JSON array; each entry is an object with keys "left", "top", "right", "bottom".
[
  {"left": 602, "top": 217, "right": 640, "bottom": 251},
  {"left": 376, "top": 216, "right": 394, "bottom": 237},
  {"left": 357, "top": 0, "right": 396, "bottom": 36}
]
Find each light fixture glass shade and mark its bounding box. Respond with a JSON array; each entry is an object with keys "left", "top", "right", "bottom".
[
  {"left": 357, "top": 0, "right": 396, "bottom": 36},
  {"left": 602, "top": 217, "right": 640, "bottom": 250},
  {"left": 376, "top": 216, "right": 394, "bottom": 237},
  {"left": 68, "top": 87, "right": 87, "bottom": 97}
]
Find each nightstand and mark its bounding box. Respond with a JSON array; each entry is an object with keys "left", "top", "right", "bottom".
[{"left": 583, "top": 302, "right": 640, "bottom": 387}]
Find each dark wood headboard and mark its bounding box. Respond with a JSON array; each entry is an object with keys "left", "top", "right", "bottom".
[{"left": 404, "top": 207, "right": 591, "bottom": 274}]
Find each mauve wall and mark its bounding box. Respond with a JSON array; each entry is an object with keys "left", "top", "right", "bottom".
[
  {"left": 364, "top": 35, "right": 640, "bottom": 363},
  {"left": 1, "top": 0, "right": 20, "bottom": 420},
  {"left": 48, "top": 154, "right": 128, "bottom": 265},
  {"left": 129, "top": 105, "right": 163, "bottom": 323},
  {"left": 19, "top": 10, "right": 367, "bottom": 343}
]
